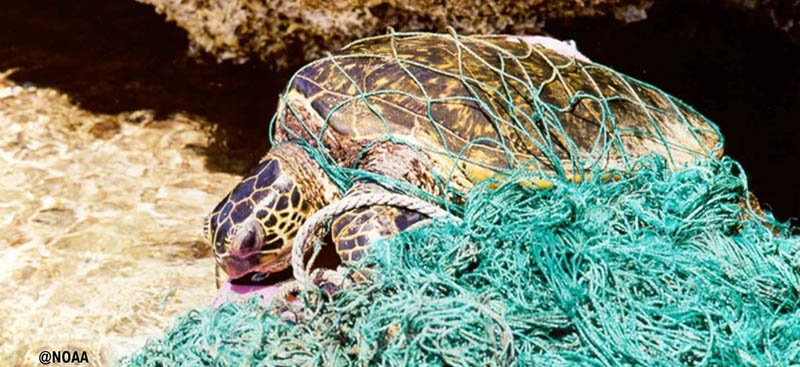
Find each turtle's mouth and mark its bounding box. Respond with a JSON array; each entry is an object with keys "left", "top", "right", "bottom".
[
  {"left": 220, "top": 252, "right": 265, "bottom": 280},
  {"left": 231, "top": 267, "right": 295, "bottom": 285},
  {"left": 213, "top": 262, "right": 297, "bottom": 308}
]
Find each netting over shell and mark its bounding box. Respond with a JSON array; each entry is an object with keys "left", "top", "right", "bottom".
[
  {"left": 271, "top": 30, "right": 722, "bottom": 209},
  {"left": 120, "top": 31, "right": 799, "bottom": 366}
]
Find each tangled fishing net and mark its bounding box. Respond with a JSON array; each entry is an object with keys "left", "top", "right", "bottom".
[{"left": 121, "top": 31, "right": 800, "bottom": 366}]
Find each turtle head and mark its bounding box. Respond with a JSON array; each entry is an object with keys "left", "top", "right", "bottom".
[{"left": 204, "top": 143, "right": 339, "bottom": 281}]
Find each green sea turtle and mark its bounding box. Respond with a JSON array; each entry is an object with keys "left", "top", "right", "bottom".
[{"left": 204, "top": 32, "right": 721, "bottom": 284}]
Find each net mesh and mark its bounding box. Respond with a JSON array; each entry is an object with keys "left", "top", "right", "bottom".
[
  {"left": 120, "top": 31, "right": 799, "bottom": 366},
  {"left": 270, "top": 30, "right": 722, "bottom": 211}
]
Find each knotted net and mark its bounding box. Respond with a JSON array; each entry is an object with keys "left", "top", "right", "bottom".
[
  {"left": 270, "top": 30, "right": 723, "bottom": 210},
  {"left": 121, "top": 31, "right": 799, "bottom": 366}
]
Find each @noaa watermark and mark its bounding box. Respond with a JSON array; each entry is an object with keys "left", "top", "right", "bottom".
[{"left": 38, "top": 350, "right": 89, "bottom": 365}]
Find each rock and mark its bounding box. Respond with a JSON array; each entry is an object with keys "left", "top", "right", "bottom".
[
  {"left": 137, "top": 0, "right": 655, "bottom": 69},
  {"left": 136, "top": 0, "right": 800, "bottom": 69}
]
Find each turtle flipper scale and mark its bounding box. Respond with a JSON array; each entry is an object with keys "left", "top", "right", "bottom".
[{"left": 331, "top": 182, "right": 425, "bottom": 263}]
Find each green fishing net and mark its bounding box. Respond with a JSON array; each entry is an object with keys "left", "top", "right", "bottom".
[
  {"left": 121, "top": 31, "right": 799, "bottom": 366},
  {"left": 121, "top": 156, "right": 800, "bottom": 366},
  {"left": 270, "top": 31, "right": 723, "bottom": 210}
]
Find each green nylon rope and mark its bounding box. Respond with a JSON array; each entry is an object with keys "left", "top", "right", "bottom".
[
  {"left": 120, "top": 31, "right": 797, "bottom": 366},
  {"left": 272, "top": 30, "right": 723, "bottom": 209},
  {"left": 121, "top": 155, "right": 799, "bottom": 367}
]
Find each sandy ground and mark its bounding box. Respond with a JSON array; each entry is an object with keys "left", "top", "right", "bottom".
[{"left": 0, "top": 71, "right": 243, "bottom": 366}]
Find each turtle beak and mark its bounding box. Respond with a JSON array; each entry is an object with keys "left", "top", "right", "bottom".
[
  {"left": 221, "top": 252, "right": 264, "bottom": 280},
  {"left": 222, "top": 251, "right": 283, "bottom": 281},
  {"left": 221, "top": 221, "right": 269, "bottom": 280}
]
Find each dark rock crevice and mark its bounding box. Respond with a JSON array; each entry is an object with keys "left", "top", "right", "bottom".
[
  {"left": 1, "top": 0, "right": 797, "bottom": 220},
  {"left": 0, "top": 0, "right": 286, "bottom": 174}
]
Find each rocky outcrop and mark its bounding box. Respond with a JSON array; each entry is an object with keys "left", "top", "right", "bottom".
[
  {"left": 137, "top": 0, "right": 655, "bottom": 69},
  {"left": 137, "top": 0, "right": 799, "bottom": 69}
]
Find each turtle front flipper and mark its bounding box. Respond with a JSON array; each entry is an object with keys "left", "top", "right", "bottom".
[{"left": 332, "top": 181, "right": 426, "bottom": 263}]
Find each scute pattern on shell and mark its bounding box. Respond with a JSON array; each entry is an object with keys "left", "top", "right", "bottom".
[{"left": 276, "top": 33, "right": 722, "bottom": 186}]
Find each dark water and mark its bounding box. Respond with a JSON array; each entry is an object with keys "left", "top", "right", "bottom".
[
  {"left": 550, "top": 1, "right": 800, "bottom": 223},
  {"left": 2, "top": 0, "right": 797, "bottom": 221}
]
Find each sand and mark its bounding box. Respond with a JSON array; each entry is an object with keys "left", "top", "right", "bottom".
[{"left": 0, "top": 70, "right": 242, "bottom": 366}]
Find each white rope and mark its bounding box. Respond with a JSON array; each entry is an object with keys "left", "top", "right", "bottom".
[{"left": 290, "top": 193, "right": 459, "bottom": 289}]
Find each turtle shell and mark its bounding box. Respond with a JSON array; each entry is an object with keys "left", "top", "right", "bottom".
[{"left": 273, "top": 32, "right": 722, "bottom": 185}]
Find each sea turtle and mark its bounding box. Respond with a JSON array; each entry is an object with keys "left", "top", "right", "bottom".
[{"left": 204, "top": 32, "right": 721, "bottom": 285}]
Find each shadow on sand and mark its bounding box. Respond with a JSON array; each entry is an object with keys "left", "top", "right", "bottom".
[{"left": 0, "top": 0, "right": 292, "bottom": 175}]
